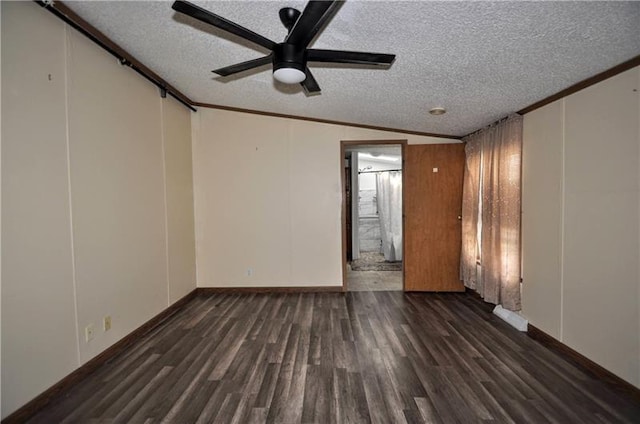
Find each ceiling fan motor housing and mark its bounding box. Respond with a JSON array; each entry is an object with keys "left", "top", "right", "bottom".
[{"left": 273, "top": 43, "right": 306, "bottom": 72}]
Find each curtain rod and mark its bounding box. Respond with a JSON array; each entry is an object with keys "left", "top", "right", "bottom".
[
  {"left": 37, "top": 0, "right": 197, "bottom": 112},
  {"left": 462, "top": 113, "right": 522, "bottom": 139},
  {"left": 358, "top": 169, "right": 402, "bottom": 174}
]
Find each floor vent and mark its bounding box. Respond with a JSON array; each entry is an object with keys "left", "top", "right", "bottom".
[{"left": 493, "top": 305, "right": 528, "bottom": 331}]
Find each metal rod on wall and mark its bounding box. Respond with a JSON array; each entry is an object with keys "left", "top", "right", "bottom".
[
  {"left": 358, "top": 169, "right": 402, "bottom": 174},
  {"left": 36, "top": 0, "right": 197, "bottom": 112}
]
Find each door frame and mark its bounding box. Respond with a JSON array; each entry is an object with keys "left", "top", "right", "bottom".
[{"left": 340, "top": 139, "right": 408, "bottom": 291}]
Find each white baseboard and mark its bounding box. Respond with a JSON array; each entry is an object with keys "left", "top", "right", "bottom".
[{"left": 493, "top": 305, "right": 528, "bottom": 331}]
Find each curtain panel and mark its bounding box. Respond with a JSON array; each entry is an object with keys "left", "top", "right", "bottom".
[
  {"left": 460, "top": 140, "right": 481, "bottom": 290},
  {"left": 461, "top": 114, "right": 523, "bottom": 311},
  {"left": 376, "top": 171, "right": 403, "bottom": 261}
]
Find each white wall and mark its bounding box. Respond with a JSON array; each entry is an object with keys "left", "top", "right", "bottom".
[
  {"left": 192, "top": 108, "right": 457, "bottom": 287},
  {"left": 522, "top": 66, "right": 640, "bottom": 387},
  {"left": 1, "top": 2, "right": 196, "bottom": 417}
]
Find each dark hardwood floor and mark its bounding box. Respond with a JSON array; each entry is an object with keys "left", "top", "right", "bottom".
[{"left": 28, "top": 291, "right": 640, "bottom": 423}]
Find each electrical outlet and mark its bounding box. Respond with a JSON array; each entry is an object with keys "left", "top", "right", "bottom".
[
  {"left": 103, "top": 315, "right": 112, "bottom": 332},
  {"left": 246, "top": 268, "right": 253, "bottom": 277},
  {"left": 85, "top": 324, "right": 95, "bottom": 342}
]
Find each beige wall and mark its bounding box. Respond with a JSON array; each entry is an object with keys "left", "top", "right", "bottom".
[
  {"left": 522, "top": 100, "right": 564, "bottom": 339},
  {"left": 522, "top": 66, "right": 640, "bottom": 387},
  {"left": 192, "top": 108, "right": 458, "bottom": 287},
  {"left": 163, "top": 96, "right": 197, "bottom": 304},
  {"left": 1, "top": 3, "right": 78, "bottom": 415},
  {"left": 67, "top": 29, "right": 169, "bottom": 363},
  {"left": 1, "top": 2, "right": 196, "bottom": 417},
  {"left": 0, "top": 0, "right": 3, "bottom": 412}
]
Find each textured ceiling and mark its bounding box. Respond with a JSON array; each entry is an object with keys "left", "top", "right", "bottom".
[{"left": 65, "top": 1, "right": 640, "bottom": 137}]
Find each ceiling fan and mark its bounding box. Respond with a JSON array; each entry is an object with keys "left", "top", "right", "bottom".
[{"left": 171, "top": 0, "right": 396, "bottom": 95}]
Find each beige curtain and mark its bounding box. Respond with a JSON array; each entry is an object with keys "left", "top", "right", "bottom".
[
  {"left": 461, "top": 115, "right": 522, "bottom": 311},
  {"left": 460, "top": 140, "right": 481, "bottom": 290}
]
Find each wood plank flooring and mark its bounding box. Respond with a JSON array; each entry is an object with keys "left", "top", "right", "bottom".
[{"left": 28, "top": 292, "right": 640, "bottom": 423}]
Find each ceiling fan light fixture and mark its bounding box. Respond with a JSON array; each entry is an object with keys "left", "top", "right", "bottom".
[
  {"left": 273, "top": 67, "right": 306, "bottom": 84},
  {"left": 429, "top": 107, "right": 447, "bottom": 116}
]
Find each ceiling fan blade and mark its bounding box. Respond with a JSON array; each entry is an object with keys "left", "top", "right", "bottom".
[
  {"left": 212, "top": 55, "right": 273, "bottom": 77},
  {"left": 285, "top": 1, "right": 343, "bottom": 48},
  {"left": 301, "top": 67, "right": 321, "bottom": 95},
  {"left": 172, "top": 1, "right": 276, "bottom": 50},
  {"left": 307, "top": 49, "right": 396, "bottom": 65}
]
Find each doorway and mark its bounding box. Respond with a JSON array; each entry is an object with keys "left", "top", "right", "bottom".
[{"left": 341, "top": 140, "right": 406, "bottom": 291}]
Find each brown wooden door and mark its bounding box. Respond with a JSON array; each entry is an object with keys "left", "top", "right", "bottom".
[{"left": 404, "top": 143, "right": 465, "bottom": 291}]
